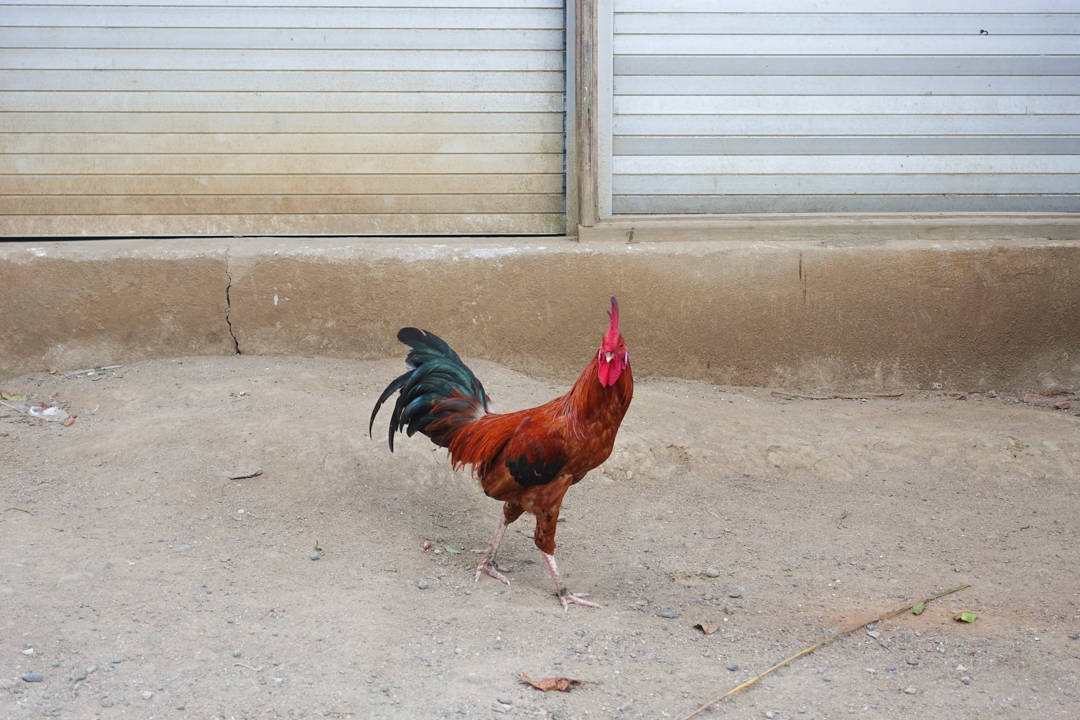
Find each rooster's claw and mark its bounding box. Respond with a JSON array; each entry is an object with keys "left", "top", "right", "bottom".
[
  {"left": 474, "top": 558, "right": 511, "bottom": 587},
  {"left": 559, "top": 591, "right": 601, "bottom": 611}
]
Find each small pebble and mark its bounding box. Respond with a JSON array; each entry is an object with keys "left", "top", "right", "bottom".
[
  {"left": 823, "top": 675, "right": 832, "bottom": 682},
  {"left": 101, "top": 698, "right": 114, "bottom": 708},
  {"left": 233, "top": 649, "right": 241, "bottom": 658},
  {"left": 723, "top": 603, "right": 735, "bottom": 615},
  {"left": 380, "top": 684, "right": 390, "bottom": 693},
  {"left": 1069, "top": 632, "right": 1079, "bottom": 640},
  {"left": 906, "top": 658, "right": 919, "bottom": 666},
  {"left": 496, "top": 698, "right": 513, "bottom": 706},
  {"left": 728, "top": 587, "right": 744, "bottom": 598},
  {"left": 657, "top": 609, "right": 678, "bottom": 619},
  {"left": 417, "top": 578, "right": 430, "bottom": 590},
  {"left": 220, "top": 557, "right": 230, "bottom": 563},
  {"left": 866, "top": 630, "right": 881, "bottom": 640},
  {"left": 86, "top": 665, "right": 97, "bottom": 674},
  {"left": 727, "top": 662, "right": 738, "bottom": 671},
  {"left": 704, "top": 567, "right": 721, "bottom": 578},
  {"left": 74, "top": 674, "right": 87, "bottom": 683},
  {"left": 310, "top": 553, "right": 320, "bottom": 561},
  {"left": 142, "top": 690, "right": 153, "bottom": 700},
  {"left": 903, "top": 687, "right": 918, "bottom": 695},
  {"left": 22, "top": 673, "right": 44, "bottom": 683},
  {"left": 961, "top": 676, "right": 972, "bottom": 685},
  {"left": 22, "top": 648, "right": 35, "bottom": 656},
  {"left": 765, "top": 712, "right": 776, "bottom": 719}
]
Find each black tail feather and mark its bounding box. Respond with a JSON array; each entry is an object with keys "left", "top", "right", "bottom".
[{"left": 369, "top": 328, "right": 489, "bottom": 451}]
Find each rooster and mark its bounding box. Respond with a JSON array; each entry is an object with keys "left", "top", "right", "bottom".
[{"left": 369, "top": 297, "right": 633, "bottom": 610}]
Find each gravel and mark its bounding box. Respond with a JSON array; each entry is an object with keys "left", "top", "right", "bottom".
[
  {"left": 22, "top": 673, "right": 44, "bottom": 683},
  {"left": 657, "top": 609, "right": 678, "bottom": 619},
  {"left": 417, "top": 578, "right": 431, "bottom": 590}
]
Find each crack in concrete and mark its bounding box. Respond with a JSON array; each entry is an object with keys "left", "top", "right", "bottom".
[{"left": 224, "top": 260, "right": 241, "bottom": 355}]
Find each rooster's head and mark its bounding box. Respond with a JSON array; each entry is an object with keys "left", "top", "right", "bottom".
[{"left": 597, "top": 296, "right": 629, "bottom": 387}]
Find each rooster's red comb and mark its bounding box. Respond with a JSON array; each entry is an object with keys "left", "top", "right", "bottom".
[{"left": 604, "top": 296, "right": 621, "bottom": 345}]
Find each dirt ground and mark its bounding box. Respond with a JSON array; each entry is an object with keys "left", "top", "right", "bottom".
[{"left": 2, "top": 355, "right": 1078, "bottom": 720}]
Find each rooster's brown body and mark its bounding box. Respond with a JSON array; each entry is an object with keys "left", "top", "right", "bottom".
[{"left": 370, "top": 297, "right": 633, "bottom": 609}]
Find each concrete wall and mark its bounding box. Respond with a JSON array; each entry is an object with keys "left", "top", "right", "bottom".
[{"left": 2, "top": 228, "right": 1079, "bottom": 392}]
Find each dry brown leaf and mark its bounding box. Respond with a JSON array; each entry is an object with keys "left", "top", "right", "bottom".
[
  {"left": 518, "top": 670, "right": 583, "bottom": 692},
  {"left": 694, "top": 621, "right": 719, "bottom": 635}
]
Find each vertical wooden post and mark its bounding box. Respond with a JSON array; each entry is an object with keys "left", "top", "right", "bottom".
[{"left": 575, "top": 0, "right": 599, "bottom": 230}]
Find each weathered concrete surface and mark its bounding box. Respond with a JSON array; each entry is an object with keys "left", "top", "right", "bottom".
[
  {"left": 2, "top": 231, "right": 1080, "bottom": 391},
  {"left": 0, "top": 245, "right": 234, "bottom": 377}
]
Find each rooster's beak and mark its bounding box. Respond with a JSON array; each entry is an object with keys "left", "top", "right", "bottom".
[{"left": 604, "top": 352, "right": 614, "bottom": 362}]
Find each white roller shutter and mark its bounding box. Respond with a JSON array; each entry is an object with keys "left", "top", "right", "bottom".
[
  {"left": 605, "top": 0, "right": 1080, "bottom": 214},
  {"left": 0, "top": 0, "right": 566, "bottom": 237}
]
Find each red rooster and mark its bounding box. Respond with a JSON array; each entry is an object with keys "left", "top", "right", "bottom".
[{"left": 370, "top": 297, "right": 633, "bottom": 610}]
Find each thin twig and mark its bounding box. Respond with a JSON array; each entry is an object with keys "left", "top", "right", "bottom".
[
  {"left": 771, "top": 391, "right": 905, "bottom": 401},
  {"left": 681, "top": 584, "right": 971, "bottom": 720},
  {"left": 4, "top": 506, "right": 33, "bottom": 514},
  {"left": 65, "top": 365, "right": 122, "bottom": 378},
  {"left": 233, "top": 662, "right": 262, "bottom": 672}
]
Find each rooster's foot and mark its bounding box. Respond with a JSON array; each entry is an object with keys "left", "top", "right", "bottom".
[
  {"left": 474, "top": 558, "right": 511, "bottom": 587},
  {"left": 559, "top": 590, "right": 601, "bottom": 612}
]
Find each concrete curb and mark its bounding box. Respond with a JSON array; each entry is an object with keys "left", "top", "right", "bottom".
[{"left": 3, "top": 235, "right": 1079, "bottom": 391}]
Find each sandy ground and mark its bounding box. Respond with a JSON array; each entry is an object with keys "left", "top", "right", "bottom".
[{"left": 2, "top": 355, "right": 1079, "bottom": 720}]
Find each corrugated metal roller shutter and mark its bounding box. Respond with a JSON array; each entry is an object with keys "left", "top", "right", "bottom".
[
  {"left": 0, "top": 0, "right": 566, "bottom": 237},
  {"left": 608, "top": 0, "right": 1080, "bottom": 214}
]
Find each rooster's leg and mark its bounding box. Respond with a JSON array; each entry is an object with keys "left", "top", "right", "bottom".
[
  {"left": 543, "top": 552, "right": 601, "bottom": 611},
  {"left": 474, "top": 504, "right": 519, "bottom": 587}
]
